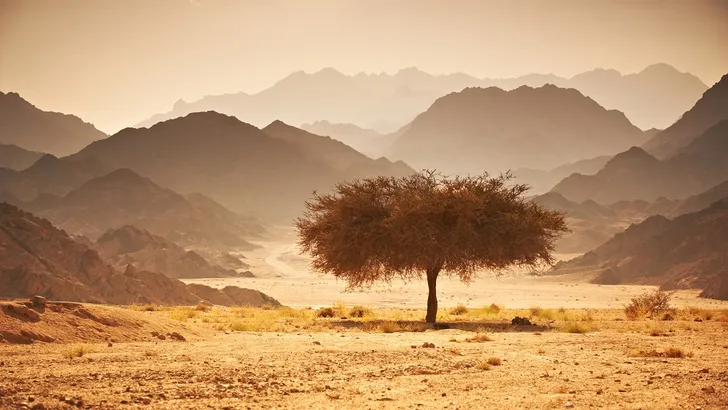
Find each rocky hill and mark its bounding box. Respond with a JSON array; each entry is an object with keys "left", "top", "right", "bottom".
[
  {"left": 0, "top": 154, "right": 110, "bottom": 202},
  {"left": 69, "top": 112, "right": 413, "bottom": 220},
  {"left": 642, "top": 73, "right": 728, "bottom": 159},
  {"left": 0, "top": 144, "right": 44, "bottom": 171},
  {"left": 94, "top": 225, "right": 251, "bottom": 279},
  {"left": 0, "top": 203, "right": 278, "bottom": 306},
  {"left": 35, "top": 168, "right": 264, "bottom": 251},
  {"left": 552, "top": 120, "right": 728, "bottom": 203},
  {"left": 387, "top": 85, "right": 648, "bottom": 175},
  {"left": 0, "top": 91, "right": 106, "bottom": 156},
  {"left": 553, "top": 198, "right": 728, "bottom": 298}
]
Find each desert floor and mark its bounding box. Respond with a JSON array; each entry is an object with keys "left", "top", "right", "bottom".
[{"left": 2, "top": 233, "right": 728, "bottom": 409}]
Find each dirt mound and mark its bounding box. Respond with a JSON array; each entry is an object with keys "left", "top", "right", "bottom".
[{"left": 0, "top": 300, "right": 199, "bottom": 344}]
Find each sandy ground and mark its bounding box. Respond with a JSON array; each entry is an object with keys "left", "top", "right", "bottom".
[
  {"left": 1, "top": 319, "right": 727, "bottom": 409},
  {"left": 186, "top": 228, "right": 726, "bottom": 311},
  {"left": 3, "top": 229, "right": 728, "bottom": 409}
]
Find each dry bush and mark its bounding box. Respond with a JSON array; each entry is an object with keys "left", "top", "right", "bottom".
[
  {"left": 486, "top": 357, "right": 502, "bottom": 366},
  {"left": 349, "top": 305, "right": 372, "bottom": 318},
  {"left": 563, "top": 322, "right": 590, "bottom": 334},
  {"left": 476, "top": 361, "right": 491, "bottom": 370},
  {"left": 333, "top": 301, "right": 347, "bottom": 316},
  {"left": 486, "top": 303, "right": 502, "bottom": 314},
  {"left": 465, "top": 333, "right": 493, "bottom": 343},
  {"left": 130, "top": 304, "right": 157, "bottom": 312},
  {"left": 624, "top": 290, "right": 675, "bottom": 319},
  {"left": 316, "top": 307, "right": 336, "bottom": 318},
  {"left": 634, "top": 347, "right": 693, "bottom": 358},
  {"left": 62, "top": 344, "right": 94, "bottom": 360},
  {"left": 557, "top": 307, "right": 566, "bottom": 314},
  {"left": 363, "top": 321, "right": 427, "bottom": 333},
  {"left": 195, "top": 303, "right": 211, "bottom": 312},
  {"left": 143, "top": 350, "right": 159, "bottom": 357},
  {"left": 450, "top": 304, "right": 469, "bottom": 315},
  {"left": 261, "top": 304, "right": 275, "bottom": 311},
  {"left": 529, "top": 306, "right": 543, "bottom": 317}
]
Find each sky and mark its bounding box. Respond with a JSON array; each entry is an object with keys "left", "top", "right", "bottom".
[{"left": 1, "top": 0, "right": 727, "bottom": 133}]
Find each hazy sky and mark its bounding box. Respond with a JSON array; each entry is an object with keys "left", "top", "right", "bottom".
[{"left": 1, "top": 0, "right": 727, "bottom": 133}]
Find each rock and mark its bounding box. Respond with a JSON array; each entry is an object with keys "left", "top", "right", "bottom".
[
  {"left": 169, "top": 332, "right": 186, "bottom": 342},
  {"left": 107, "top": 342, "right": 113, "bottom": 348},
  {"left": 312, "top": 341, "right": 321, "bottom": 345},
  {"left": 30, "top": 296, "right": 47, "bottom": 308},
  {"left": 422, "top": 342, "right": 435, "bottom": 348},
  {"left": 157, "top": 334, "right": 166, "bottom": 341},
  {"left": 511, "top": 316, "right": 532, "bottom": 326},
  {"left": 1, "top": 303, "right": 41, "bottom": 322},
  {"left": 151, "top": 331, "right": 159, "bottom": 337}
]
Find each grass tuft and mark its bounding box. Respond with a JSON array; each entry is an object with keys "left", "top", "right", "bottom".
[{"left": 449, "top": 304, "right": 469, "bottom": 315}]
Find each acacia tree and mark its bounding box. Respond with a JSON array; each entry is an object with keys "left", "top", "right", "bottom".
[{"left": 296, "top": 171, "right": 568, "bottom": 323}]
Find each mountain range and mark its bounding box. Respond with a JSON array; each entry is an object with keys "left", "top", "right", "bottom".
[
  {"left": 386, "top": 85, "right": 649, "bottom": 175},
  {"left": 135, "top": 64, "right": 706, "bottom": 134},
  {"left": 0, "top": 144, "right": 45, "bottom": 171},
  {"left": 68, "top": 112, "right": 413, "bottom": 220},
  {"left": 0, "top": 91, "right": 106, "bottom": 156}
]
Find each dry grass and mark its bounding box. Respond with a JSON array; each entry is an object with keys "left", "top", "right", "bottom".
[
  {"left": 130, "top": 304, "right": 157, "bottom": 312},
  {"left": 349, "top": 306, "right": 373, "bottom": 318},
  {"left": 476, "top": 361, "right": 491, "bottom": 370},
  {"left": 449, "top": 304, "right": 469, "bottom": 315},
  {"left": 316, "top": 307, "right": 336, "bottom": 318},
  {"left": 364, "top": 321, "right": 428, "bottom": 333},
  {"left": 486, "top": 357, "right": 502, "bottom": 366},
  {"left": 562, "top": 322, "right": 590, "bottom": 334},
  {"left": 195, "top": 303, "right": 211, "bottom": 312},
  {"left": 62, "top": 344, "right": 94, "bottom": 360},
  {"left": 634, "top": 347, "right": 693, "bottom": 358},
  {"left": 168, "top": 307, "right": 198, "bottom": 322}
]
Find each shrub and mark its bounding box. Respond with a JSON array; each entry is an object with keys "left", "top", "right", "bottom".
[
  {"left": 563, "top": 322, "right": 589, "bottom": 334},
  {"left": 465, "top": 333, "right": 493, "bottom": 343},
  {"left": 449, "top": 304, "right": 469, "bottom": 315},
  {"left": 624, "top": 290, "right": 675, "bottom": 319},
  {"left": 261, "top": 304, "right": 274, "bottom": 311},
  {"left": 195, "top": 303, "right": 211, "bottom": 312},
  {"left": 635, "top": 347, "right": 693, "bottom": 358},
  {"left": 486, "top": 303, "right": 502, "bottom": 314},
  {"left": 349, "top": 305, "right": 372, "bottom": 318},
  {"left": 529, "top": 306, "right": 543, "bottom": 317},
  {"left": 486, "top": 357, "right": 502, "bottom": 366},
  {"left": 476, "top": 361, "right": 491, "bottom": 370},
  {"left": 316, "top": 307, "right": 336, "bottom": 318},
  {"left": 168, "top": 308, "right": 198, "bottom": 322},
  {"left": 62, "top": 344, "right": 94, "bottom": 360}
]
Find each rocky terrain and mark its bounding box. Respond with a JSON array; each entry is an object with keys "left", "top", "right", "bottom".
[
  {"left": 0, "top": 91, "right": 106, "bottom": 156},
  {"left": 94, "top": 225, "right": 251, "bottom": 279},
  {"left": 553, "top": 197, "right": 728, "bottom": 296},
  {"left": 643, "top": 73, "right": 728, "bottom": 159},
  {"left": 387, "top": 85, "right": 648, "bottom": 175},
  {"left": 0, "top": 203, "right": 278, "bottom": 306}
]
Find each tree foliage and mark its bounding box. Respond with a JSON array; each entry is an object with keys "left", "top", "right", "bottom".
[{"left": 296, "top": 171, "right": 568, "bottom": 321}]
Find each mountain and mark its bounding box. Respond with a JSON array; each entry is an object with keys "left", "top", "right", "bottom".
[
  {"left": 35, "top": 168, "right": 264, "bottom": 252},
  {"left": 552, "top": 120, "right": 728, "bottom": 203},
  {"left": 668, "top": 180, "right": 728, "bottom": 217},
  {"left": 70, "top": 112, "right": 414, "bottom": 220},
  {"left": 0, "top": 144, "right": 44, "bottom": 170},
  {"left": 552, "top": 198, "right": 728, "bottom": 298},
  {"left": 0, "top": 91, "right": 106, "bottom": 156},
  {"left": 136, "top": 65, "right": 705, "bottom": 134},
  {"left": 300, "top": 121, "right": 396, "bottom": 158},
  {"left": 514, "top": 155, "right": 613, "bottom": 194},
  {"left": 642, "top": 73, "right": 728, "bottom": 158},
  {"left": 563, "top": 64, "right": 707, "bottom": 130},
  {"left": 387, "top": 85, "right": 648, "bottom": 174},
  {"left": 0, "top": 203, "right": 278, "bottom": 306},
  {"left": 93, "top": 225, "right": 251, "bottom": 279},
  {"left": 0, "top": 154, "right": 110, "bottom": 201}
]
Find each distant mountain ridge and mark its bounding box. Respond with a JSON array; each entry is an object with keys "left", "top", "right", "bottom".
[
  {"left": 0, "top": 144, "right": 45, "bottom": 171},
  {"left": 136, "top": 64, "right": 706, "bottom": 134},
  {"left": 386, "top": 85, "right": 648, "bottom": 175},
  {"left": 0, "top": 91, "right": 106, "bottom": 156},
  {"left": 552, "top": 119, "right": 728, "bottom": 203}
]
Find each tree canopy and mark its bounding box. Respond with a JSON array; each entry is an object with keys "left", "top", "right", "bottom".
[{"left": 297, "top": 171, "right": 568, "bottom": 322}]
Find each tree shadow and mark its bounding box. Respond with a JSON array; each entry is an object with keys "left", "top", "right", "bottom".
[{"left": 330, "top": 319, "right": 551, "bottom": 333}]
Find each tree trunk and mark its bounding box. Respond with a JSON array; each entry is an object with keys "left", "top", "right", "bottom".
[{"left": 425, "top": 267, "right": 440, "bottom": 323}]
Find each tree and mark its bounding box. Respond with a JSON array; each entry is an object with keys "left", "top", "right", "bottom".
[{"left": 296, "top": 171, "right": 568, "bottom": 323}]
